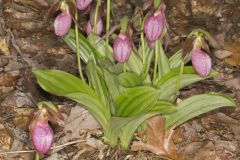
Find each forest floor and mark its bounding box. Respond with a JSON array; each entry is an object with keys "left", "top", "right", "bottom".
[{"left": 0, "top": 0, "right": 240, "bottom": 159}]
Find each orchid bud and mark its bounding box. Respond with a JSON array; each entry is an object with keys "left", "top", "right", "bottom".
[
  {"left": 113, "top": 33, "right": 132, "bottom": 63},
  {"left": 144, "top": 10, "right": 164, "bottom": 42},
  {"left": 54, "top": 12, "right": 72, "bottom": 36},
  {"left": 32, "top": 121, "right": 54, "bottom": 154},
  {"left": 191, "top": 49, "right": 212, "bottom": 77},
  {"left": 77, "top": 0, "right": 93, "bottom": 10},
  {"left": 86, "top": 19, "right": 103, "bottom": 35}
]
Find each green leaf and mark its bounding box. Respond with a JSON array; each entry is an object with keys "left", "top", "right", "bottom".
[
  {"left": 164, "top": 93, "right": 236, "bottom": 128},
  {"left": 65, "top": 92, "right": 110, "bottom": 132},
  {"left": 63, "top": 29, "right": 102, "bottom": 63},
  {"left": 119, "top": 112, "right": 159, "bottom": 148},
  {"left": 156, "top": 41, "right": 170, "bottom": 79},
  {"left": 140, "top": 51, "right": 153, "bottom": 82},
  {"left": 103, "top": 69, "right": 120, "bottom": 99},
  {"left": 151, "top": 100, "right": 177, "bottom": 114},
  {"left": 33, "top": 69, "right": 111, "bottom": 132},
  {"left": 156, "top": 67, "right": 217, "bottom": 99},
  {"left": 169, "top": 49, "right": 183, "bottom": 69},
  {"left": 118, "top": 72, "right": 142, "bottom": 88},
  {"left": 127, "top": 52, "right": 143, "bottom": 74},
  {"left": 105, "top": 116, "right": 134, "bottom": 147},
  {"left": 86, "top": 60, "right": 108, "bottom": 105},
  {"left": 115, "top": 86, "right": 160, "bottom": 116},
  {"left": 108, "top": 100, "right": 176, "bottom": 148},
  {"left": 33, "top": 69, "right": 95, "bottom": 96},
  {"left": 87, "top": 34, "right": 114, "bottom": 62}
]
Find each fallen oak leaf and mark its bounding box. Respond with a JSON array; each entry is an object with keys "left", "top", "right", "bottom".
[
  {"left": 131, "top": 115, "right": 185, "bottom": 160},
  {"left": 224, "top": 41, "right": 240, "bottom": 66}
]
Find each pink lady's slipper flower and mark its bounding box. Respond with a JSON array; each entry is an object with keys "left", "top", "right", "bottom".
[
  {"left": 32, "top": 121, "right": 54, "bottom": 154},
  {"left": 86, "top": 19, "right": 103, "bottom": 35},
  {"left": 191, "top": 49, "right": 212, "bottom": 77},
  {"left": 29, "top": 109, "right": 54, "bottom": 155},
  {"left": 77, "top": 0, "right": 93, "bottom": 10},
  {"left": 113, "top": 33, "right": 132, "bottom": 63},
  {"left": 144, "top": 9, "right": 164, "bottom": 42},
  {"left": 54, "top": 11, "right": 72, "bottom": 36}
]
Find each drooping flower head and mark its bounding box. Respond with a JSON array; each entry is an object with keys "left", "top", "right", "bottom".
[
  {"left": 113, "top": 33, "right": 132, "bottom": 63},
  {"left": 54, "top": 2, "right": 72, "bottom": 36},
  {"left": 77, "top": 0, "right": 93, "bottom": 10},
  {"left": 29, "top": 102, "right": 63, "bottom": 155},
  {"left": 54, "top": 12, "right": 72, "bottom": 36},
  {"left": 86, "top": 19, "right": 103, "bottom": 35},
  {"left": 191, "top": 49, "right": 211, "bottom": 77},
  {"left": 30, "top": 109, "right": 53, "bottom": 154},
  {"left": 144, "top": 9, "right": 164, "bottom": 42}
]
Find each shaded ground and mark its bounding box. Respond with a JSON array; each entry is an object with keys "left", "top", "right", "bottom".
[{"left": 0, "top": 0, "right": 240, "bottom": 159}]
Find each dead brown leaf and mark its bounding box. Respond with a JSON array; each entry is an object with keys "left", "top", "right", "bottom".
[
  {"left": 0, "top": 37, "right": 10, "bottom": 56},
  {"left": 63, "top": 105, "right": 100, "bottom": 140},
  {"left": 224, "top": 41, "right": 240, "bottom": 66},
  {"left": 0, "top": 124, "right": 13, "bottom": 151},
  {"left": 131, "top": 115, "right": 186, "bottom": 160}
]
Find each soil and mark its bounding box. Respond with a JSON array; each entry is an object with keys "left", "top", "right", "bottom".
[{"left": 0, "top": 0, "right": 240, "bottom": 160}]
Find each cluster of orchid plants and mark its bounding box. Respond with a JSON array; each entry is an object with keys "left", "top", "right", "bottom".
[{"left": 30, "top": 0, "right": 235, "bottom": 159}]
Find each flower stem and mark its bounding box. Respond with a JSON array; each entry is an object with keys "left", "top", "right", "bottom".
[
  {"left": 94, "top": 1, "right": 100, "bottom": 34},
  {"left": 35, "top": 152, "right": 40, "bottom": 160},
  {"left": 175, "top": 60, "right": 184, "bottom": 95},
  {"left": 105, "top": 0, "right": 110, "bottom": 54},
  {"left": 141, "top": 32, "right": 146, "bottom": 64},
  {"left": 153, "top": 40, "right": 159, "bottom": 81},
  {"left": 75, "top": 9, "right": 85, "bottom": 81},
  {"left": 124, "top": 62, "right": 127, "bottom": 72}
]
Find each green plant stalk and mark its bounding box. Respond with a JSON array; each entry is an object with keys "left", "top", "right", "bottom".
[
  {"left": 105, "top": 0, "right": 110, "bottom": 54},
  {"left": 94, "top": 1, "right": 100, "bottom": 34},
  {"left": 175, "top": 60, "right": 184, "bottom": 95},
  {"left": 124, "top": 62, "right": 127, "bottom": 72},
  {"left": 75, "top": 10, "right": 85, "bottom": 81},
  {"left": 153, "top": 40, "right": 159, "bottom": 81},
  {"left": 141, "top": 32, "right": 146, "bottom": 64},
  {"left": 35, "top": 152, "right": 40, "bottom": 160}
]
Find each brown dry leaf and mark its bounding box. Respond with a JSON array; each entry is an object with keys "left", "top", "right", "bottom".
[
  {"left": 0, "top": 124, "right": 13, "bottom": 151},
  {"left": 63, "top": 105, "right": 100, "bottom": 140},
  {"left": 131, "top": 115, "right": 185, "bottom": 160},
  {"left": 0, "top": 72, "right": 18, "bottom": 87},
  {"left": 0, "top": 37, "right": 10, "bottom": 56},
  {"left": 13, "top": 108, "right": 35, "bottom": 130},
  {"left": 224, "top": 41, "right": 240, "bottom": 66}
]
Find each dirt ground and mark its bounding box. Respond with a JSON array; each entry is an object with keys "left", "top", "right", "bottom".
[{"left": 0, "top": 0, "right": 240, "bottom": 159}]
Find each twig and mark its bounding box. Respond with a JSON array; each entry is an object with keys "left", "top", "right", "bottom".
[{"left": 0, "top": 139, "right": 85, "bottom": 155}]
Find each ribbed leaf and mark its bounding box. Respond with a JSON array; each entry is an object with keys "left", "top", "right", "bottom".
[
  {"left": 107, "top": 101, "right": 175, "bottom": 148},
  {"left": 119, "top": 113, "right": 159, "bottom": 149},
  {"left": 169, "top": 49, "right": 183, "bottom": 69},
  {"left": 156, "top": 67, "right": 217, "bottom": 99},
  {"left": 87, "top": 34, "right": 114, "bottom": 62},
  {"left": 127, "top": 53, "right": 143, "bottom": 74},
  {"left": 164, "top": 93, "right": 236, "bottom": 128},
  {"left": 33, "top": 69, "right": 95, "bottom": 96},
  {"left": 151, "top": 101, "right": 177, "bottom": 114},
  {"left": 115, "top": 86, "right": 160, "bottom": 116},
  {"left": 33, "top": 69, "right": 111, "bottom": 132},
  {"left": 103, "top": 69, "right": 120, "bottom": 99},
  {"left": 63, "top": 29, "right": 102, "bottom": 63},
  {"left": 86, "top": 60, "right": 108, "bottom": 105},
  {"left": 119, "top": 101, "right": 177, "bottom": 148},
  {"left": 118, "top": 72, "right": 142, "bottom": 88},
  {"left": 157, "top": 40, "right": 170, "bottom": 79}
]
